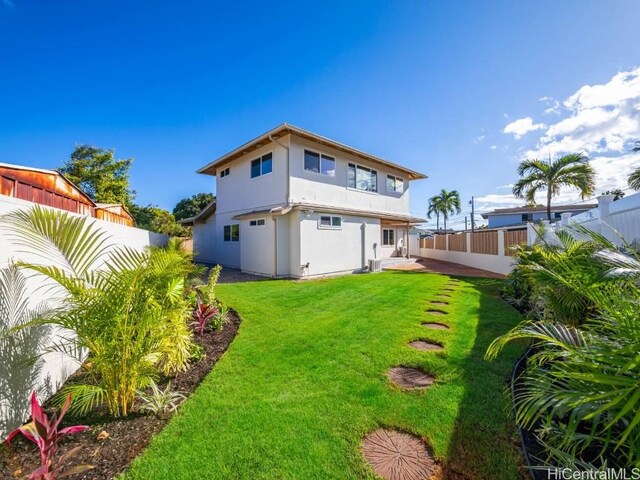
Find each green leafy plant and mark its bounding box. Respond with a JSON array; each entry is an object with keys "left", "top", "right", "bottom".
[
  {"left": 487, "top": 228, "right": 640, "bottom": 468},
  {"left": 5, "top": 392, "right": 92, "bottom": 479},
  {"left": 1, "top": 206, "right": 195, "bottom": 417},
  {"left": 210, "top": 304, "right": 229, "bottom": 332},
  {"left": 0, "top": 266, "right": 52, "bottom": 436},
  {"left": 136, "top": 381, "right": 186, "bottom": 419}
]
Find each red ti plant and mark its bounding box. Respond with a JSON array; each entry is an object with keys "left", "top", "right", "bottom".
[
  {"left": 190, "top": 298, "right": 218, "bottom": 336},
  {"left": 5, "top": 392, "right": 92, "bottom": 480}
]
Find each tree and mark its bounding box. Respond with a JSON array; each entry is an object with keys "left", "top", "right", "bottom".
[
  {"left": 129, "top": 204, "right": 190, "bottom": 237},
  {"left": 601, "top": 189, "right": 625, "bottom": 201},
  {"left": 629, "top": 141, "right": 640, "bottom": 190},
  {"left": 513, "top": 153, "right": 595, "bottom": 221},
  {"left": 427, "top": 196, "right": 442, "bottom": 231},
  {"left": 430, "top": 189, "right": 461, "bottom": 232},
  {"left": 172, "top": 193, "right": 215, "bottom": 221},
  {"left": 59, "top": 145, "right": 135, "bottom": 206}
]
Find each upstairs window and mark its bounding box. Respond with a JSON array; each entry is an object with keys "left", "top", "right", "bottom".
[
  {"left": 224, "top": 224, "right": 240, "bottom": 242},
  {"left": 304, "top": 150, "right": 336, "bottom": 176},
  {"left": 347, "top": 163, "right": 377, "bottom": 192},
  {"left": 386, "top": 175, "right": 404, "bottom": 193},
  {"left": 249, "top": 219, "right": 266, "bottom": 226},
  {"left": 219, "top": 167, "right": 230, "bottom": 178},
  {"left": 318, "top": 215, "right": 342, "bottom": 229},
  {"left": 251, "top": 153, "right": 273, "bottom": 178}
]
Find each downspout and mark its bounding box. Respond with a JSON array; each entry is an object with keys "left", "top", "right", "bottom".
[{"left": 269, "top": 134, "right": 290, "bottom": 278}]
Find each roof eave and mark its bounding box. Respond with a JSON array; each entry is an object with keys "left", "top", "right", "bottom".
[{"left": 196, "top": 123, "right": 428, "bottom": 180}]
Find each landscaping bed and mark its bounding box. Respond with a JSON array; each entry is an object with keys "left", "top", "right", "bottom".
[{"left": 0, "top": 311, "right": 240, "bottom": 480}]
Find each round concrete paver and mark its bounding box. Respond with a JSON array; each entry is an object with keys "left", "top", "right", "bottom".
[
  {"left": 430, "top": 301, "right": 449, "bottom": 306},
  {"left": 422, "top": 322, "right": 449, "bottom": 330},
  {"left": 362, "top": 429, "right": 438, "bottom": 480},
  {"left": 408, "top": 340, "right": 444, "bottom": 352},
  {"left": 387, "top": 367, "right": 435, "bottom": 389},
  {"left": 425, "top": 309, "right": 447, "bottom": 315}
]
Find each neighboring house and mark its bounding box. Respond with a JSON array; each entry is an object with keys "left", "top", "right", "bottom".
[
  {"left": 0, "top": 162, "right": 134, "bottom": 226},
  {"left": 481, "top": 204, "right": 597, "bottom": 229},
  {"left": 181, "top": 123, "right": 427, "bottom": 278}
]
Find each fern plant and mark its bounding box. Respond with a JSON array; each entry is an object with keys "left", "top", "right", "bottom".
[
  {"left": 1, "top": 206, "right": 195, "bottom": 417},
  {"left": 487, "top": 229, "right": 640, "bottom": 468}
]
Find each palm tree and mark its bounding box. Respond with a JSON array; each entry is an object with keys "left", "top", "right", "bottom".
[
  {"left": 628, "top": 141, "right": 640, "bottom": 190},
  {"left": 431, "top": 189, "right": 461, "bottom": 232},
  {"left": 512, "top": 153, "right": 595, "bottom": 221},
  {"left": 427, "top": 196, "right": 442, "bottom": 231}
]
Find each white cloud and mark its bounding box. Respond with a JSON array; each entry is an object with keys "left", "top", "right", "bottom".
[
  {"left": 490, "top": 145, "right": 497, "bottom": 150},
  {"left": 481, "top": 67, "right": 640, "bottom": 213},
  {"left": 525, "top": 67, "right": 640, "bottom": 159},
  {"left": 503, "top": 117, "right": 546, "bottom": 139}
]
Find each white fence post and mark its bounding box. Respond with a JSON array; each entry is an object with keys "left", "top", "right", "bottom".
[{"left": 497, "top": 230, "right": 505, "bottom": 256}]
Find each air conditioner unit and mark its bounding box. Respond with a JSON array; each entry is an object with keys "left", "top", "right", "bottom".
[{"left": 368, "top": 258, "right": 382, "bottom": 273}]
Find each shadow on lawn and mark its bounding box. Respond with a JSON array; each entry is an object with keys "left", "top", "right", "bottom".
[{"left": 440, "top": 276, "right": 525, "bottom": 480}]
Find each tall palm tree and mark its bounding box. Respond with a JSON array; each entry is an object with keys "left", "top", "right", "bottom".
[
  {"left": 431, "top": 189, "right": 461, "bottom": 232},
  {"left": 512, "top": 153, "right": 595, "bottom": 221},
  {"left": 628, "top": 141, "right": 640, "bottom": 190},
  {"left": 427, "top": 196, "right": 442, "bottom": 231}
]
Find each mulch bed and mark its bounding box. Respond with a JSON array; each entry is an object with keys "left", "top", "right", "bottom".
[
  {"left": 0, "top": 311, "right": 241, "bottom": 480},
  {"left": 362, "top": 428, "right": 439, "bottom": 480}
]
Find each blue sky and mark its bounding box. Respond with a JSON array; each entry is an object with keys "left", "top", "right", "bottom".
[{"left": 1, "top": 1, "right": 639, "bottom": 229}]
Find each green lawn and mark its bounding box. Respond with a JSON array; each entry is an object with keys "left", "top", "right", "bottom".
[{"left": 125, "top": 271, "right": 524, "bottom": 480}]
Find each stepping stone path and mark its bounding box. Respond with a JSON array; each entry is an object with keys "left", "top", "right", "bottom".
[
  {"left": 442, "top": 288, "right": 455, "bottom": 292},
  {"left": 430, "top": 301, "right": 448, "bottom": 306},
  {"left": 387, "top": 366, "right": 435, "bottom": 389},
  {"left": 436, "top": 293, "right": 451, "bottom": 298},
  {"left": 362, "top": 429, "right": 438, "bottom": 480},
  {"left": 425, "top": 309, "right": 447, "bottom": 315},
  {"left": 422, "top": 322, "right": 449, "bottom": 330},
  {"left": 408, "top": 340, "right": 444, "bottom": 352}
]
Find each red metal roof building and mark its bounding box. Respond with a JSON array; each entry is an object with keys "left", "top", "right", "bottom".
[{"left": 0, "top": 162, "right": 134, "bottom": 227}]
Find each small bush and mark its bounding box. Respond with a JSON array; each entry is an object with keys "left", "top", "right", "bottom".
[{"left": 136, "top": 381, "right": 186, "bottom": 419}]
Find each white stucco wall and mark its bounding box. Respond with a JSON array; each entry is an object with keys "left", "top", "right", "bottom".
[
  {"left": 214, "top": 141, "right": 289, "bottom": 215},
  {"left": 0, "top": 194, "right": 168, "bottom": 437},
  {"left": 240, "top": 216, "right": 276, "bottom": 276},
  {"left": 298, "top": 212, "right": 380, "bottom": 277},
  {"left": 192, "top": 216, "right": 217, "bottom": 264},
  {"left": 288, "top": 135, "right": 410, "bottom": 214}
]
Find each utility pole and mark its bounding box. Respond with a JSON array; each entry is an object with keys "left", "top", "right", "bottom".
[
  {"left": 469, "top": 196, "right": 475, "bottom": 233},
  {"left": 464, "top": 216, "right": 468, "bottom": 231}
]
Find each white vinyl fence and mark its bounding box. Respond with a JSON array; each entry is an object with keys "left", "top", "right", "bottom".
[
  {"left": 0, "top": 194, "right": 167, "bottom": 437},
  {"left": 553, "top": 193, "right": 640, "bottom": 246}
]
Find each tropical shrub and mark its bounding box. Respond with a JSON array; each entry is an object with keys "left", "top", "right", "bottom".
[
  {"left": 487, "top": 227, "right": 640, "bottom": 468},
  {"left": 5, "top": 392, "right": 91, "bottom": 479},
  {"left": 1, "top": 206, "right": 196, "bottom": 417},
  {"left": 210, "top": 304, "right": 229, "bottom": 331},
  {"left": 136, "top": 381, "right": 185, "bottom": 419},
  {"left": 191, "top": 299, "right": 218, "bottom": 336},
  {"left": 0, "top": 267, "right": 52, "bottom": 436}
]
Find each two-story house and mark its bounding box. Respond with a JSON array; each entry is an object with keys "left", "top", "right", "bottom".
[
  {"left": 481, "top": 204, "right": 597, "bottom": 228},
  {"left": 181, "top": 124, "right": 427, "bottom": 278}
]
